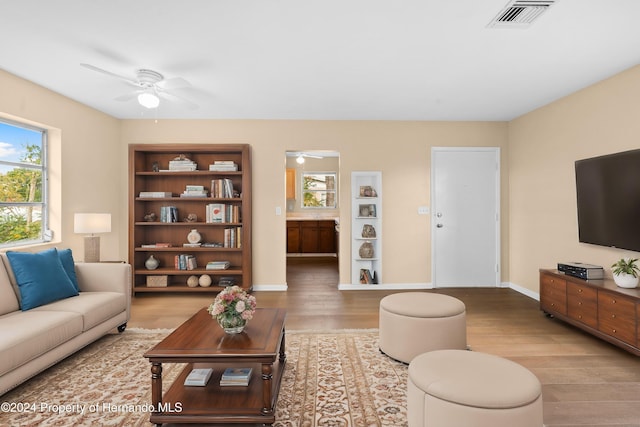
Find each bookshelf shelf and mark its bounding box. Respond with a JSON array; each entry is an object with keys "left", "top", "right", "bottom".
[{"left": 129, "top": 144, "right": 252, "bottom": 295}]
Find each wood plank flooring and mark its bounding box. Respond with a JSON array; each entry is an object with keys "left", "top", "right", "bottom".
[{"left": 129, "top": 257, "right": 640, "bottom": 426}]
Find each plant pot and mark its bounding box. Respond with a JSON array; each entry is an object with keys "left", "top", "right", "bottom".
[{"left": 613, "top": 273, "right": 639, "bottom": 288}]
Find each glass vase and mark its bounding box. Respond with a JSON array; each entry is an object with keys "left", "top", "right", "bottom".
[{"left": 217, "top": 316, "right": 247, "bottom": 334}]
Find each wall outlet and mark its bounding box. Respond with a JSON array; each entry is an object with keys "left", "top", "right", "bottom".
[{"left": 418, "top": 206, "right": 429, "bottom": 215}]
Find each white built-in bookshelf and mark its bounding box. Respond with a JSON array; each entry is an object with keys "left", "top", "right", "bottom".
[{"left": 350, "top": 171, "right": 382, "bottom": 286}]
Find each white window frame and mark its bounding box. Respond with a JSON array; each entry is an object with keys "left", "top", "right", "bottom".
[
  {"left": 0, "top": 118, "right": 50, "bottom": 248},
  {"left": 301, "top": 171, "right": 338, "bottom": 209}
]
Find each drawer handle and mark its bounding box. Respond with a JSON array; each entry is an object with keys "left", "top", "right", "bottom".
[
  {"left": 578, "top": 289, "right": 582, "bottom": 293},
  {"left": 612, "top": 329, "right": 617, "bottom": 333},
  {"left": 612, "top": 314, "right": 616, "bottom": 319},
  {"left": 578, "top": 302, "right": 582, "bottom": 306},
  {"left": 578, "top": 315, "right": 582, "bottom": 319},
  {"left": 612, "top": 299, "right": 617, "bottom": 304}
]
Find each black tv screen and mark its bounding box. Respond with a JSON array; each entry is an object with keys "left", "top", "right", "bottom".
[{"left": 575, "top": 149, "right": 640, "bottom": 252}]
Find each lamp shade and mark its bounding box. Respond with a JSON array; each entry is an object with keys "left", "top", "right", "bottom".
[{"left": 74, "top": 213, "right": 111, "bottom": 234}]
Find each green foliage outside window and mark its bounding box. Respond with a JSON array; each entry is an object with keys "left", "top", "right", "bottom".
[
  {"left": 0, "top": 138, "right": 44, "bottom": 245},
  {"left": 302, "top": 173, "right": 337, "bottom": 208}
]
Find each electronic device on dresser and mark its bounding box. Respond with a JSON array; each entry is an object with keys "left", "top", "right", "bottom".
[{"left": 557, "top": 262, "right": 604, "bottom": 280}]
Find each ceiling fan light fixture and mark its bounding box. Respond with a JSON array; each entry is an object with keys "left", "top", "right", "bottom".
[
  {"left": 138, "top": 91, "right": 160, "bottom": 109},
  {"left": 296, "top": 155, "right": 305, "bottom": 164}
]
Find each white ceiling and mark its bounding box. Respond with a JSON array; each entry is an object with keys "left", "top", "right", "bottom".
[{"left": 2, "top": 0, "right": 640, "bottom": 121}]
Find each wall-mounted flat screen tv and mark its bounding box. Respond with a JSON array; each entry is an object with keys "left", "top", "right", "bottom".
[{"left": 575, "top": 149, "right": 640, "bottom": 252}]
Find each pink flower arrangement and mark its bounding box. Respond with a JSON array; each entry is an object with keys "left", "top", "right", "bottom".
[{"left": 208, "top": 285, "right": 257, "bottom": 325}]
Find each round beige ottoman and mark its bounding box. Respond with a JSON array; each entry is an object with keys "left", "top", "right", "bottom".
[
  {"left": 408, "top": 350, "right": 543, "bottom": 427},
  {"left": 379, "top": 292, "right": 466, "bottom": 363}
]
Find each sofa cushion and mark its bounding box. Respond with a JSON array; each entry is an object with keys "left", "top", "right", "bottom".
[
  {"left": 0, "top": 310, "right": 83, "bottom": 377},
  {"left": 6, "top": 248, "right": 79, "bottom": 311},
  {"left": 57, "top": 248, "right": 80, "bottom": 292},
  {"left": 33, "top": 292, "right": 126, "bottom": 331},
  {"left": 0, "top": 260, "right": 19, "bottom": 316}
]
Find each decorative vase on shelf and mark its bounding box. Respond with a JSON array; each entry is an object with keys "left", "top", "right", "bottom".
[
  {"left": 187, "top": 229, "right": 202, "bottom": 244},
  {"left": 145, "top": 255, "right": 159, "bottom": 270},
  {"left": 359, "top": 241, "right": 374, "bottom": 258},
  {"left": 613, "top": 273, "right": 639, "bottom": 289}
]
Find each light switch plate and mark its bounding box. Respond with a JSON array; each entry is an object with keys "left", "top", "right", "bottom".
[{"left": 418, "top": 206, "right": 429, "bottom": 215}]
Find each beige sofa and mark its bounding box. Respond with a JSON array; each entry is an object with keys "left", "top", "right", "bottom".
[{"left": 0, "top": 253, "right": 131, "bottom": 395}]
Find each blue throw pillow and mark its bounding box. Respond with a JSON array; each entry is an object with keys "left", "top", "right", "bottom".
[
  {"left": 6, "top": 248, "right": 79, "bottom": 311},
  {"left": 57, "top": 248, "right": 80, "bottom": 292}
]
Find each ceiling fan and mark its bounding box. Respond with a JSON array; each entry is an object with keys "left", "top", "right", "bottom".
[
  {"left": 80, "top": 63, "right": 198, "bottom": 110},
  {"left": 289, "top": 152, "right": 324, "bottom": 164}
]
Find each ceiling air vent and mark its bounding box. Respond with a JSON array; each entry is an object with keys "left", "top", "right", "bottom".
[{"left": 488, "top": 0, "right": 557, "bottom": 28}]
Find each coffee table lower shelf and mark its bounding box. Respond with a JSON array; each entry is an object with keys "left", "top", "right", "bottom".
[{"left": 150, "top": 361, "right": 285, "bottom": 425}]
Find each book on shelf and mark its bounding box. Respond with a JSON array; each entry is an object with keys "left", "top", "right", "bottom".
[
  {"left": 206, "top": 203, "right": 241, "bottom": 223},
  {"left": 211, "top": 178, "right": 236, "bottom": 198},
  {"left": 220, "top": 367, "right": 252, "bottom": 386},
  {"left": 181, "top": 184, "right": 208, "bottom": 197},
  {"left": 168, "top": 159, "right": 197, "bottom": 171},
  {"left": 206, "top": 261, "right": 231, "bottom": 270},
  {"left": 160, "top": 206, "right": 179, "bottom": 223},
  {"left": 209, "top": 161, "right": 238, "bottom": 172},
  {"left": 139, "top": 191, "right": 172, "bottom": 198},
  {"left": 141, "top": 243, "right": 173, "bottom": 248},
  {"left": 184, "top": 368, "right": 213, "bottom": 386},
  {"left": 183, "top": 243, "right": 202, "bottom": 247},
  {"left": 175, "top": 254, "right": 197, "bottom": 270},
  {"left": 359, "top": 269, "right": 374, "bottom": 284},
  {"left": 224, "top": 227, "right": 242, "bottom": 248},
  {"left": 218, "top": 276, "right": 237, "bottom": 286}
]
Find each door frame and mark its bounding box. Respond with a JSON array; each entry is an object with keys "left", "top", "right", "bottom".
[{"left": 430, "top": 147, "right": 501, "bottom": 288}]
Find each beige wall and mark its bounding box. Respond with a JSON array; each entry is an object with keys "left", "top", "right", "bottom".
[
  {"left": 120, "top": 120, "right": 509, "bottom": 287},
  {"left": 509, "top": 64, "right": 640, "bottom": 293},
  {"left": 0, "top": 70, "right": 122, "bottom": 260},
  {"left": 1, "top": 69, "right": 511, "bottom": 288}
]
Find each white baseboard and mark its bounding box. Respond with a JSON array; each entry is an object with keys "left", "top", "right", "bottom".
[
  {"left": 253, "top": 283, "right": 288, "bottom": 291},
  {"left": 338, "top": 282, "right": 431, "bottom": 290},
  {"left": 506, "top": 282, "right": 540, "bottom": 301}
]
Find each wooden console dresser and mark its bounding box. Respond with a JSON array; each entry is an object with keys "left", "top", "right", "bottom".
[{"left": 540, "top": 269, "right": 640, "bottom": 356}]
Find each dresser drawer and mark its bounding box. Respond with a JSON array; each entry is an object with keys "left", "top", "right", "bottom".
[
  {"left": 567, "top": 282, "right": 598, "bottom": 328},
  {"left": 540, "top": 273, "right": 567, "bottom": 315},
  {"left": 598, "top": 290, "right": 637, "bottom": 346}
]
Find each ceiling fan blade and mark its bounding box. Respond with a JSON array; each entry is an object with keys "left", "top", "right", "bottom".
[
  {"left": 157, "top": 91, "right": 199, "bottom": 110},
  {"left": 156, "top": 77, "right": 191, "bottom": 91},
  {"left": 303, "top": 154, "right": 323, "bottom": 159},
  {"left": 114, "top": 91, "right": 141, "bottom": 102},
  {"left": 80, "top": 63, "right": 140, "bottom": 87}
]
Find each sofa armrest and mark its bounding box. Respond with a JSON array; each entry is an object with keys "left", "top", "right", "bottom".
[{"left": 75, "top": 263, "right": 131, "bottom": 294}]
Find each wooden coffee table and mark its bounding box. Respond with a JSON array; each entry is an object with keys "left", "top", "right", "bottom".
[{"left": 144, "top": 307, "right": 286, "bottom": 425}]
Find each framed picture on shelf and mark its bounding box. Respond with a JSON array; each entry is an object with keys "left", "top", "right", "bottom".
[{"left": 358, "top": 204, "right": 376, "bottom": 218}]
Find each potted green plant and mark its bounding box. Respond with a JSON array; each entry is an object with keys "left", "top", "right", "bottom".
[{"left": 611, "top": 258, "right": 640, "bottom": 288}]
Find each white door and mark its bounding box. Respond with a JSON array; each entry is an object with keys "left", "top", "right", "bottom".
[{"left": 431, "top": 147, "right": 500, "bottom": 287}]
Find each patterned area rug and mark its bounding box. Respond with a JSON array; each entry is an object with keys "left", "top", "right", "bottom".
[{"left": 1, "top": 329, "right": 407, "bottom": 426}]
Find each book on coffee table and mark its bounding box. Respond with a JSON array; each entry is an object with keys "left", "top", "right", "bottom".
[
  {"left": 220, "top": 367, "right": 252, "bottom": 386},
  {"left": 184, "top": 368, "right": 213, "bottom": 386}
]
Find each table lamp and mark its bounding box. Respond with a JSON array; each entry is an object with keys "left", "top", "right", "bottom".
[{"left": 74, "top": 213, "right": 111, "bottom": 262}]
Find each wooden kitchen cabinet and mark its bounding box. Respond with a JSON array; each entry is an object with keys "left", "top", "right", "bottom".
[
  {"left": 286, "top": 168, "right": 296, "bottom": 199},
  {"left": 287, "top": 220, "right": 336, "bottom": 254}
]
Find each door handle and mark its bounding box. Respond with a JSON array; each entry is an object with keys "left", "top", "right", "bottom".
[{"left": 436, "top": 223, "right": 444, "bottom": 228}]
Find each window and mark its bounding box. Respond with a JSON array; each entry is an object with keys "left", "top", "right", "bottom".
[
  {"left": 302, "top": 172, "right": 337, "bottom": 208},
  {"left": 0, "top": 119, "right": 49, "bottom": 247}
]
